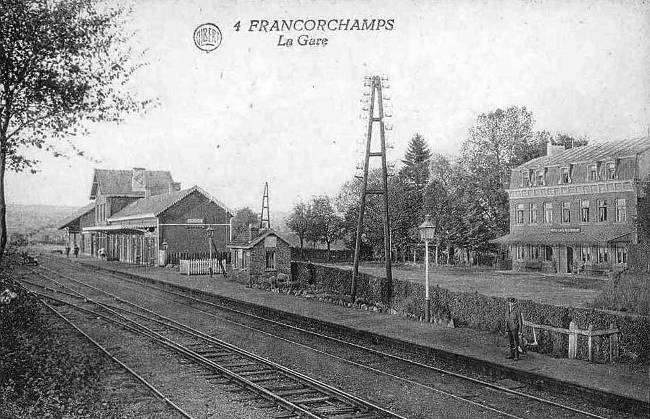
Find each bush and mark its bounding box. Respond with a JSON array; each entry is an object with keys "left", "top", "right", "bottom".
[{"left": 590, "top": 272, "right": 650, "bottom": 316}]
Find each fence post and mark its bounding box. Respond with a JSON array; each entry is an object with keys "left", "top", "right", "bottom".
[
  {"left": 568, "top": 321, "right": 578, "bottom": 359},
  {"left": 609, "top": 322, "right": 618, "bottom": 362},
  {"left": 587, "top": 324, "right": 594, "bottom": 362}
]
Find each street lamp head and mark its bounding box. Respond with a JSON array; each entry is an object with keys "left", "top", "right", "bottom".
[{"left": 418, "top": 215, "right": 436, "bottom": 241}]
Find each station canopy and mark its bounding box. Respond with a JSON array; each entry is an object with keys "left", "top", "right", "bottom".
[{"left": 492, "top": 226, "right": 634, "bottom": 245}]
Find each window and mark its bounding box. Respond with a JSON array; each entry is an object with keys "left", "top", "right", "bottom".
[
  {"left": 237, "top": 249, "right": 243, "bottom": 269},
  {"left": 545, "top": 246, "right": 553, "bottom": 261},
  {"left": 233, "top": 250, "right": 239, "bottom": 269},
  {"left": 521, "top": 171, "right": 529, "bottom": 187},
  {"left": 561, "top": 167, "right": 570, "bottom": 184},
  {"left": 581, "top": 245, "right": 591, "bottom": 263},
  {"left": 531, "top": 245, "right": 540, "bottom": 260},
  {"left": 606, "top": 162, "right": 616, "bottom": 180},
  {"left": 529, "top": 203, "right": 538, "bottom": 224},
  {"left": 615, "top": 198, "right": 626, "bottom": 222},
  {"left": 242, "top": 250, "right": 249, "bottom": 269},
  {"left": 561, "top": 202, "right": 571, "bottom": 223},
  {"left": 598, "top": 199, "right": 608, "bottom": 222},
  {"left": 265, "top": 249, "right": 276, "bottom": 269},
  {"left": 536, "top": 169, "right": 546, "bottom": 186},
  {"left": 544, "top": 202, "right": 553, "bottom": 223},
  {"left": 516, "top": 204, "right": 525, "bottom": 224},
  {"left": 598, "top": 246, "right": 608, "bottom": 264},
  {"left": 589, "top": 165, "right": 597, "bottom": 181},
  {"left": 580, "top": 200, "right": 590, "bottom": 222},
  {"left": 516, "top": 246, "right": 525, "bottom": 260},
  {"left": 616, "top": 244, "right": 628, "bottom": 264}
]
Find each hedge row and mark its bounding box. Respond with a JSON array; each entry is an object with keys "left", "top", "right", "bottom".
[{"left": 291, "top": 262, "right": 649, "bottom": 363}]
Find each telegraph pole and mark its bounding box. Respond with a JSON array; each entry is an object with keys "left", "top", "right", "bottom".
[
  {"left": 260, "top": 182, "right": 271, "bottom": 230},
  {"left": 351, "top": 75, "right": 393, "bottom": 304}
]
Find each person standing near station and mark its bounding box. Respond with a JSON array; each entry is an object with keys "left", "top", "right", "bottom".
[
  {"left": 73, "top": 244, "right": 79, "bottom": 258},
  {"left": 505, "top": 297, "right": 522, "bottom": 361},
  {"left": 65, "top": 244, "right": 70, "bottom": 258}
]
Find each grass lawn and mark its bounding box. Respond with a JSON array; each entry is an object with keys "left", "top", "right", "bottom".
[{"left": 326, "top": 262, "right": 608, "bottom": 308}]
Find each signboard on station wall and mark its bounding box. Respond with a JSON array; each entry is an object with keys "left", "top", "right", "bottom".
[{"left": 186, "top": 218, "right": 204, "bottom": 228}]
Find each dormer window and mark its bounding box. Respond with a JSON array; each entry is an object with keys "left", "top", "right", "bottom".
[
  {"left": 536, "top": 168, "right": 547, "bottom": 186},
  {"left": 606, "top": 162, "right": 616, "bottom": 180},
  {"left": 521, "top": 171, "right": 529, "bottom": 187},
  {"left": 589, "top": 164, "right": 597, "bottom": 181},
  {"left": 560, "top": 167, "right": 570, "bottom": 184}
]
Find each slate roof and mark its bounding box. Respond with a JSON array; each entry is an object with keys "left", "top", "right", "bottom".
[
  {"left": 108, "top": 185, "right": 233, "bottom": 221},
  {"left": 516, "top": 137, "right": 650, "bottom": 170},
  {"left": 228, "top": 229, "right": 290, "bottom": 249},
  {"left": 90, "top": 169, "right": 174, "bottom": 199},
  {"left": 57, "top": 202, "right": 96, "bottom": 230}
]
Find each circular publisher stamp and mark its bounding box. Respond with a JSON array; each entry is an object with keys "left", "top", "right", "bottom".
[{"left": 193, "top": 23, "right": 222, "bottom": 52}]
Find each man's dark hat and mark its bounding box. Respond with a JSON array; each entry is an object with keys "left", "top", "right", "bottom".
[{"left": 507, "top": 297, "right": 516, "bottom": 303}]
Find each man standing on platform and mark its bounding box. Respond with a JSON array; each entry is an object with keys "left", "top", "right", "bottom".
[{"left": 505, "top": 297, "right": 522, "bottom": 361}]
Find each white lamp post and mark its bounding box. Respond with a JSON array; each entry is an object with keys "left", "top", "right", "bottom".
[
  {"left": 207, "top": 227, "right": 214, "bottom": 277},
  {"left": 419, "top": 215, "right": 436, "bottom": 321}
]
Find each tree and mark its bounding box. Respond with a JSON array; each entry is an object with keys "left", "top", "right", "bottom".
[
  {"left": 231, "top": 207, "right": 259, "bottom": 239},
  {"left": 0, "top": 0, "right": 152, "bottom": 260},
  {"left": 552, "top": 133, "right": 589, "bottom": 149},
  {"left": 401, "top": 133, "right": 432, "bottom": 192},
  {"left": 310, "top": 195, "right": 344, "bottom": 261},
  {"left": 458, "top": 106, "right": 545, "bottom": 242},
  {"left": 286, "top": 201, "right": 312, "bottom": 258}
]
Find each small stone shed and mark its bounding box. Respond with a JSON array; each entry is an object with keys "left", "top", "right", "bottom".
[{"left": 228, "top": 226, "right": 291, "bottom": 285}]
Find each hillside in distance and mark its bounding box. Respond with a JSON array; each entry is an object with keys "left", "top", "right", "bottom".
[{"left": 7, "top": 204, "right": 80, "bottom": 234}]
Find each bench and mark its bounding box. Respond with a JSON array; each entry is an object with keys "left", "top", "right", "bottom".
[{"left": 524, "top": 260, "right": 542, "bottom": 271}]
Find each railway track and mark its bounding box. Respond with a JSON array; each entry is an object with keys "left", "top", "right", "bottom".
[
  {"left": 28, "top": 256, "right": 641, "bottom": 418},
  {"left": 20, "top": 266, "right": 404, "bottom": 419},
  {"left": 31, "top": 293, "right": 192, "bottom": 419}
]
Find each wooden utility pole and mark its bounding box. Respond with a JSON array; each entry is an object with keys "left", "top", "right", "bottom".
[
  {"left": 351, "top": 75, "right": 393, "bottom": 304},
  {"left": 260, "top": 182, "right": 271, "bottom": 230}
]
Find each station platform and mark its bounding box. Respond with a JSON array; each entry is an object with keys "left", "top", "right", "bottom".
[{"left": 60, "top": 256, "right": 649, "bottom": 411}]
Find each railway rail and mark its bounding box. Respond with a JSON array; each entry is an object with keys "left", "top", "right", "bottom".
[
  {"left": 25, "top": 290, "right": 193, "bottom": 419},
  {"left": 20, "top": 267, "right": 404, "bottom": 419},
  {"left": 27, "top": 255, "right": 642, "bottom": 418}
]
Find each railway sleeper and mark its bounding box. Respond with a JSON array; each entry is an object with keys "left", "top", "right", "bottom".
[
  {"left": 274, "top": 388, "right": 320, "bottom": 397},
  {"left": 265, "top": 383, "right": 306, "bottom": 392},
  {"left": 237, "top": 369, "right": 277, "bottom": 377},
  {"left": 291, "top": 396, "right": 334, "bottom": 404},
  {"left": 247, "top": 375, "right": 284, "bottom": 384}
]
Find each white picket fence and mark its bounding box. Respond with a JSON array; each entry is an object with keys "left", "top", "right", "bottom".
[{"left": 179, "top": 259, "right": 224, "bottom": 275}]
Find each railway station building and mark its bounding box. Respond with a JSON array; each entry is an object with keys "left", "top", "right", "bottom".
[
  {"left": 494, "top": 137, "right": 650, "bottom": 275},
  {"left": 59, "top": 168, "right": 234, "bottom": 265}
]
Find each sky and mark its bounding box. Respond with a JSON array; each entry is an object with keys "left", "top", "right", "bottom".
[{"left": 6, "top": 0, "right": 650, "bottom": 212}]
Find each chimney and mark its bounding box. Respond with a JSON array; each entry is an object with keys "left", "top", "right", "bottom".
[
  {"left": 131, "top": 167, "right": 146, "bottom": 192},
  {"left": 248, "top": 224, "right": 259, "bottom": 242},
  {"left": 546, "top": 141, "right": 565, "bottom": 157},
  {"left": 168, "top": 182, "right": 181, "bottom": 193}
]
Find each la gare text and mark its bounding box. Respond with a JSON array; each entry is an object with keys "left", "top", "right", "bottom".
[{"left": 277, "top": 34, "right": 328, "bottom": 47}]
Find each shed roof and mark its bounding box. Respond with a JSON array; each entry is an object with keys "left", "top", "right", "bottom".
[
  {"left": 57, "top": 202, "right": 96, "bottom": 230},
  {"left": 228, "top": 229, "right": 290, "bottom": 249},
  {"left": 515, "top": 137, "right": 650, "bottom": 170},
  {"left": 90, "top": 169, "right": 174, "bottom": 199},
  {"left": 107, "top": 185, "right": 233, "bottom": 222}
]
